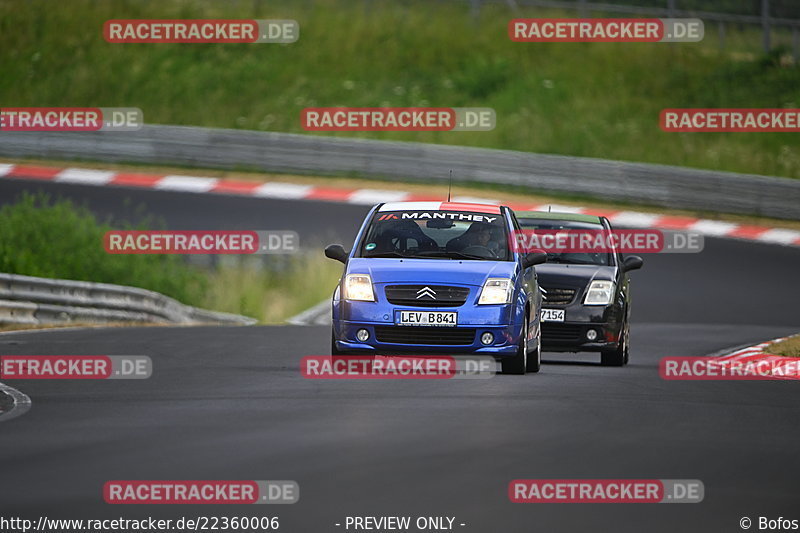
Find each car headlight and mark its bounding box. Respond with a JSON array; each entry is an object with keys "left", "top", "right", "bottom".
[
  {"left": 343, "top": 274, "right": 375, "bottom": 302},
  {"left": 584, "top": 280, "right": 615, "bottom": 305},
  {"left": 478, "top": 278, "right": 513, "bottom": 305}
]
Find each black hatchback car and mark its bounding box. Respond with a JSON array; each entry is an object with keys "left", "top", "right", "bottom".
[{"left": 514, "top": 211, "right": 643, "bottom": 366}]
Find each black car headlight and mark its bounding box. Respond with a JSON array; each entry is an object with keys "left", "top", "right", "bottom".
[{"left": 583, "top": 281, "right": 615, "bottom": 305}]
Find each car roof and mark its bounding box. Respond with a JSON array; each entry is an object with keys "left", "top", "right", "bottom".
[
  {"left": 514, "top": 210, "right": 604, "bottom": 224},
  {"left": 378, "top": 201, "right": 502, "bottom": 214}
]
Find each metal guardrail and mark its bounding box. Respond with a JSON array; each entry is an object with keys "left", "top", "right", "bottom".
[
  {"left": 2, "top": 125, "right": 799, "bottom": 220},
  {"left": 0, "top": 273, "right": 256, "bottom": 326}
]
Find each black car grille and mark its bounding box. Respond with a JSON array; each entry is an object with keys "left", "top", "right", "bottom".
[
  {"left": 385, "top": 285, "right": 470, "bottom": 308},
  {"left": 374, "top": 326, "right": 476, "bottom": 345},
  {"left": 541, "top": 323, "right": 582, "bottom": 343},
  {"left": 541, "top": 286, "right": 577, "bottom": 305}
]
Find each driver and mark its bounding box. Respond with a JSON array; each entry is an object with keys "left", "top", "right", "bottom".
[{"left": 446, "top": 222, "right": 495, "bottom": 252}]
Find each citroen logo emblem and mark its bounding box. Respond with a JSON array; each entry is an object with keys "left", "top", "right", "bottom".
[{"left": 416, "top": 286, "right": 437, "bottom": 299}]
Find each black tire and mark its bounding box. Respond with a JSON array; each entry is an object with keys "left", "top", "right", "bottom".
[
  {"left": 601, "top": 321, "right": 629, "bottom": 367},
  {"left": 526, "top": 327, "right": 541, "bottom": 373},
  {"left": 501, "top": 316, "right": 528, "bottom": 375}
]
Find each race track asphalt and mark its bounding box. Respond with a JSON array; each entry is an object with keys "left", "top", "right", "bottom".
[{"left": 1, "top": 177, "right": 799, "bottom": 532}]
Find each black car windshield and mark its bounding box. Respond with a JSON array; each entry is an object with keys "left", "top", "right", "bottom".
[
  {"left": 517, "top": 218, "right": 613, "bottom": 266},
  {"left": 358, "top": 210, "right": 511, "bottom": 261}
]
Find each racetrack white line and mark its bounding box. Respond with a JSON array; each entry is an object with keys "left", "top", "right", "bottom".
[
  {"left": 286, "top": 299, "right": 330, "bottom": 326},
  {"left": 0, "top": 163, "right": 15, "bottom": 177},
  {"left": 0, "top": 381, "right": 32, "bottom": 423},
  {"left": 155, "top": 175, "right": 219, "bottom": 192},
  {"left": 55, "top": 168, "right": 115, "bottom": 185}
]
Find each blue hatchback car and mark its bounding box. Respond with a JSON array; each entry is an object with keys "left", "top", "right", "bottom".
[{"left": 324, "top": 201, "right": 546, "bottom": 374}]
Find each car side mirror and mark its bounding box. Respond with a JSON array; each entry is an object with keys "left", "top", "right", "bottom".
[
  {"left": 521, "top": 250, "right": 547, "bottom": 268},
  {"left": 325, "top": 244, "right": 349, "bottom": 264},
  {"left": 622, "top": 255, "right": 643, "bottom": 272}
]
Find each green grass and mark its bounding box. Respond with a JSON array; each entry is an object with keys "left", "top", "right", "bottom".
[
  {"left": 204, "top": 256, "right": 341, "bottom": 324},
  {"left": 765, "top": 335, "right": 800, "bottom": 358},
  {"left": 2, "top": 0, "right": 800, "bottom": 178},
  {"left": 0, "top": 193, "right": 342, "bottom": 323},
  {"left": 0, "top": 192, "right": 208, "bottom": 305}
]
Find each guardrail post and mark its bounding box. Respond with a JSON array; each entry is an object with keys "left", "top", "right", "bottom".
[
  {"left": 667, "top": 0, "right": 676, "bottom": 17},
  {"left": 761, "top": 0, "right": 771, "bottom": 52},
  {"left": 719, "top": 21, "right": 726, "bottom": 51},
  {"left": 578, "top": 0, "right": 589, "bottom": 18},
  {"left": 470, "top": 0, "right": 480, "bottom": 24}
]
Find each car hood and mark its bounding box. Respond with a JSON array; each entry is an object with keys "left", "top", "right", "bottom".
[
  {"left": 534, "top": 263, "right": 617, "bottom": 287},
  {"left": 347, "top": 258, "right": 517, "bottom": 287}
]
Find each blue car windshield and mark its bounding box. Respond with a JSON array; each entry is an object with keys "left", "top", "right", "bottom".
[{"left": 358, "top": 210, "right": 511, "bottom": 261}]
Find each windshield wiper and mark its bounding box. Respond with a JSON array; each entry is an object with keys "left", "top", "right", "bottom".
[
  {"left": 363, "top": 251, "right": 411, "bottom": 258},
  {"left": 416, "top": 250, "right": 488, "bottom": 260}
]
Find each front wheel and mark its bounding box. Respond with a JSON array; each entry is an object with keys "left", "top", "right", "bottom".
[
  {"left": 601, "top": 321, "right": 629, "bottom": 366},
  {"left": 501, "top": 317, "right": 528, "bottom": 375},
  {"left": 526, "top": 328, "right": 541, "bottom": 373}
]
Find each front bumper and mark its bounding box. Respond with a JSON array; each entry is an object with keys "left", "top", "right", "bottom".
[
  {"left": 334, "top": 320, "right": 523, "bottom": 358},
  {"left": 333, "top": 293, "right": 529, "bottom": 358},
  {"left": 540, "top": 305, "right": 624, "bottom": 353},
  {"left": 332, "top": 282, "right": 532, "bottom": 358},
  {"left": 541, "top": 322, "right": 621, "bottom": 352}
]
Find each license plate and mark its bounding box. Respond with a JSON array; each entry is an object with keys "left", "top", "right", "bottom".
[
  {"left": 397, "top": 310, "right": 457, "bottom": 327},
  {"left": 540, "top": 309, "right": 565, "bottom": 322}
]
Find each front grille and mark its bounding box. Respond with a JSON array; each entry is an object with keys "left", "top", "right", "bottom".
[
  {"left": 385, "top": 285, "right": 470, "bottom": 308},
  {"left": 541, "top": 323, "right": 582, "bottom": 343},
  {"left": 374, "top": 326, "right": 476, "bottom": 345},
  {"left": 541, "top": 286, "right": 577, "bottom": 305}
]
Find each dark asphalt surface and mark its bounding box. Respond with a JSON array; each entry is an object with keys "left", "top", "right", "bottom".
[
  {"left": 1, "top": 176, "right": 799, "bottom": 532},
  {"left": 0, "top": 178, "right": 368, "bottom": 248}
]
